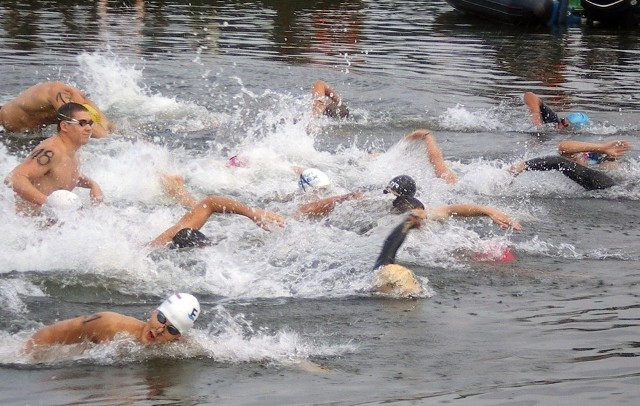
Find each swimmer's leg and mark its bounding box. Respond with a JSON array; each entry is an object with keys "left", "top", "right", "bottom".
[{"left": 523, "top": 156, "right": 615, "bottom": 190}]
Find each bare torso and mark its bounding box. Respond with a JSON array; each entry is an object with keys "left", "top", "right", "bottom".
[{"left": 11, "top": 135, "right": 81, "bottom": 215}]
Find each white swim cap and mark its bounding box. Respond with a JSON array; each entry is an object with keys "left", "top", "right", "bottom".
[
  {"left": 298, "top": 168, "right": 331, "bottom": 192},
  {"left": 156, "top": 293, "right": 200, "bottom": 334},
  {"left": 44, "top": 190, "right": 83, "bottom": 213}
]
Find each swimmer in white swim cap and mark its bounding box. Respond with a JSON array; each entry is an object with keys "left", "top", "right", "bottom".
[
  {"left": 25, "top": 293, "right": 201, "bottom": 352},
  {"left": 155, "top": 293, "right": 201, "bottom": 335}
]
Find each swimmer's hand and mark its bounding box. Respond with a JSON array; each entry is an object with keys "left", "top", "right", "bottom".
[
  {"left": 407, "top": 209, "right": 427, "bottom": 228},
  {"left": 76, "top": 175, "right": 104, "bottom": 205},
  {"left": 440, "top": 169, "right": 458, "bottom": 185},
  {"left": 90, "top": 186, "right": 104, "bottom": 205},
  {"left": 486, "top": 208, "right": 521, "bottom": 231},
  {"left": 603, "top": 140, "right": 631, "bottom": 158},
  {"left": 250, "top": 209, "right": 285, "bottom": 231},
  {"left": 78, "top": 176, "right": 104, "bottom": 205},
  {"left": 507, "top": 161, "right": 526, "bottom": 176}
]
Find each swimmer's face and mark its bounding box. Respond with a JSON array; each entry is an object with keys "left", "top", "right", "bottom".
[
  {"left": 558, "top": 118, "right": 571, "bottom": 129},
  {"left": 141, "top": 310, "right": 182, "bottom": 345},
  {"left": 61, "top": 111, "right": 93, "bottom": 144}
]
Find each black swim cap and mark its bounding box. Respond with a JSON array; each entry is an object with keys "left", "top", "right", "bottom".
[
  {"left": 323, "top": 101, "right": 349, "bottom": 119},
  {"left": 169, "top": 228, "right": 211, "bottom": 249},
  {"left": 384, "top": 175, "right": 416, "bottom": 197},
  {"left": 392, "top": 195, "right": 424, "bottom": 213}
]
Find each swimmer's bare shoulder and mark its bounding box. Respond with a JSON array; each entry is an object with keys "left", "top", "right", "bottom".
[{"left": 25, "top": 311, "right": 143, "bottom": 351}]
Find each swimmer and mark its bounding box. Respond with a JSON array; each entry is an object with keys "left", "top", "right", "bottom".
[
  {"left": 383, "top": 175, "right": 425, "bottom": 212},
  {"left": 311, "top": 80, "right": 349, "bottom": 119},
  {"left": 292, "top": 168, "right": 364, "bottom": 218},
  {"left": 24, "top": 293, "right": 200, "bottom": 352},
  {"left": 373, "top": 206, "right": 521, "bottom": 297},
  {"left": 558, "top": 139, "right": 631, "bottom": 168},
  {"left": 149, "top": 176, "right": 286, "bottom": 248},
  {"left": 508, "top": 139, "right": 631, "bottom": 190},
  {"left": 4, "top": 103, "right": 104, "bottom": 216},
  {"left": 157, "top": 170, "right": 361, "bottom": 248},
  {"left": 523, "top": 91, "right": 591, "bottom": 130},
  {"left": 0, "top": 81, "right": 113, "bottom": 138}
]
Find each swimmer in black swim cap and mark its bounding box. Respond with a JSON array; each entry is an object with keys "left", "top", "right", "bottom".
[
  {"left": 147, "top": 192, "right": 285, "bottom": 249},
  {"left": 383, "top": 175, "right": 425, "bottom": 213}
]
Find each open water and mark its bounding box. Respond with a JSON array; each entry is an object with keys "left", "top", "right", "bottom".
[{"left": 0, "top": 1, "right": 639, "bottom": 405}]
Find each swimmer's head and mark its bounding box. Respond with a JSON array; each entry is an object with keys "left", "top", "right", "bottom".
[
  {"left": 392, "top": 195, "right": 424, "bottom": 213},
  {"left": 81, "top": 103, "right": 101, "bottom": 125},
  {"left": 227, "top": 154, "right": 250, "bottom": 168},
  {"left": 563, "top": 112, "right": 591, "bottom": 129},
  {"left": 384, "top": 175, "right": 416, "bottom": 197},
  {"left": 56, "top": 102, "right": 90, "bottom": 131},
  {"left": 168, "top": 228, "right": 211, "bottom": 249},
  {"left": 156, "top": 293, "right": 200, "bottom": 335},
  {"left": 323, "top": 101, "right": 350, "bottom": 119},
  {"left": 298, "top": 168, "right": 331, "bottom": 192},
  {"left": 374, "top": 264, "right": 422, "bottom": 297}
]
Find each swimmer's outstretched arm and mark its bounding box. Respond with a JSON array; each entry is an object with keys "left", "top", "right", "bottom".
[
  {"left": 147, "top": 195, "right": 285, "bottom": 247},
  {"left": 293, "top": 191, "right": 363, "bottom": 219},
  {"left": 426, "top": 204, "right": 522, "bottom": 230},
  {"left": 403, "top": 129, "right": 458, "bottom": 184},
  {"left": 558, "top": 140, "right": 631, "bottom": 158}
]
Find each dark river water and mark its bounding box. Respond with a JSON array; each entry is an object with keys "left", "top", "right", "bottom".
[{"left": 1, "top": 1, "right": 639, "bottom": 405}]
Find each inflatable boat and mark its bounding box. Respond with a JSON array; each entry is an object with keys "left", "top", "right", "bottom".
[
  {"left": 445, "top": 0, "right": 582, "bottom": 25},
  {"left": 581, "top": 0, "right": 640, "bottom": 26}
]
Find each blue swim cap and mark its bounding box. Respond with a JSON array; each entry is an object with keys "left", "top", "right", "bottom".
[{"left": 565, "top": 112, "right": 591, "bottom": 129}]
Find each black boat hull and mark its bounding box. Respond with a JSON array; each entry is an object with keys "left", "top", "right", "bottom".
[
  {"left": 445, "top": 0, "right": 554, "bottom": 24},
  {"left": 581, "top": 0, "right": 640, "bottom": 26}
]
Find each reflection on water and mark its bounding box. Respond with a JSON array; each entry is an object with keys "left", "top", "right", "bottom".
[{"left": 1, "top": 0, "right": 639, "bottom": 113}]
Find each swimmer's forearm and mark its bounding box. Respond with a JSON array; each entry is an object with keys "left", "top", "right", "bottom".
[
  {"left": 77, "top": 175, "right": 96, "bottom": 189},
  {"left": 442, "top": 204, "right": 494, "bottom": 218},
  {"left": 200, "top": 195, "right": 258, "bottom": 219},
  {"left": 558, "top": 140, "right": 604, "bottom": 155},
  {"left": 523, "top": 92, "right": 543, "bottom": 125}
]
